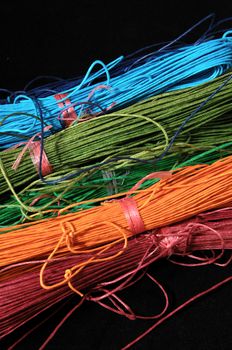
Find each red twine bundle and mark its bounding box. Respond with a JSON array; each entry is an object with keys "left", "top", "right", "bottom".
[{"left": 1, "top": 207, "right": 232, "bottom": 345}]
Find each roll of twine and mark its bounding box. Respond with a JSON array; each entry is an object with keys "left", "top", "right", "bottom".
[
  {"left": 1, "top": 72, "right": 232, "bottom": 196},
  {"left": 1, "top": 155, "right": 232, "bottom": 268},
  {"left": 1, "top": 207, "right": 232, "bottom": 341},
  {"left": 0, "top": 30, "right": 232, "bottom": 149}
]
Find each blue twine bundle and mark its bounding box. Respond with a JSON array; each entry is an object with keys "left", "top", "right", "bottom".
[
  {"left": 19, "top": 14, "right": 231, "bottom": 97},
  {"left": 0, "top": 27, "right": 232, "bottom": 150}
]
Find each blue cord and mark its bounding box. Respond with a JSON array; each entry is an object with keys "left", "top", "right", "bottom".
[
  {"left": 1, "top": 21, "right": 232, "bottom": 149},
  {"left": 1, "top": 14, "right": 231, "bottom": 186}
]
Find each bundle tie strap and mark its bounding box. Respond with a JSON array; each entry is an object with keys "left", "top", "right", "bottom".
[
  {"left": 55, "top": 93, "right": 78, "bottom": 127},
  {"left": 12, "top": 125, "right": 53, "bottom": 176},
  {"left": 120, "top": 197, "right": 145, "bottom": 235},
  {"left": 119, "top": 171, "right": 172, "bottom": 235}
]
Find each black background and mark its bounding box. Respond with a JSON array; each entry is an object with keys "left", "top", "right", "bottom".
[{"left": 1, "top": 1, "right": 232, "bottom": 349}]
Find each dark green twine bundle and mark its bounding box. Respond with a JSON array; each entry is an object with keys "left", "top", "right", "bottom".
[
  {"left": 1, "top": 139, "right": 232, "bottom": 228},
  {"left": 1, "top": 72, "right": 232, "bottom": 199}
]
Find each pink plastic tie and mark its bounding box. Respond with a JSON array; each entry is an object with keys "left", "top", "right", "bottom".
[
  {"left": 55, "top": 93, "right": 77, "bottom": 127},
  {"left": 12, "top": 125, "right": 53, "bottom": 176},
  {"left": 120, "top": 197, "right": 145, "bottom": 235}
]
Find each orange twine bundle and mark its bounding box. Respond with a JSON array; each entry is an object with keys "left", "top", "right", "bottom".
[{"left": 1, "top": 156, "right": 232, "bottom": 272}]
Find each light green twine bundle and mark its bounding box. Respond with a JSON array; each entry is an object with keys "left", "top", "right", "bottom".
[
  {"left": 1, "top": 141, "right": 232, "bottom": 228},
  {"left": 0, "top": 72, "right": 232, "bottom": 198}
]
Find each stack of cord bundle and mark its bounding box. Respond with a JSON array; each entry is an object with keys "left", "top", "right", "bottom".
[
  {"left": 1, "top": 17, "right": 232, "bottom": 350},
  {"left": 2, "top": 155, "right": 232, "bottom": 349}
]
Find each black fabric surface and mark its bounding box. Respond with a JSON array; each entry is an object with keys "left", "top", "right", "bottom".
[{"left": 1, "top": 2, "right": 232, "bottom": 349}]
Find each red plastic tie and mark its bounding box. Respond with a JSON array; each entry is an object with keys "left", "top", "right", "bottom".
[
  {"left": 119, "top": 171, "right": 172, "bottom": 235},
  {"left": 29, "top": 141, "right": 53, "bottom": 176},
  {"left": 12, "top": 125, "right": 53, "bottom": 177},
  {"left": 120, "top": 197, "right": 145, "bottom": 235},
  {"left": 55, "top": 93, "right": 77, "bottom": 127}
]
